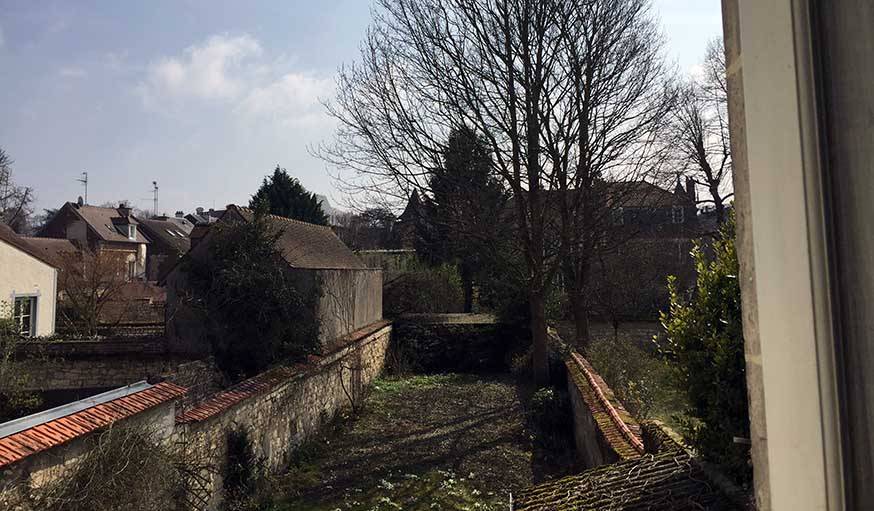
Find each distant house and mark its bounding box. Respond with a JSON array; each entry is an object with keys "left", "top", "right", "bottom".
[
  {"left": 0, "top": 224, "right": 58, "bottom": 337},
  {"left": 135, "top": 214, "right": 193, "bottom": 281},
  {"left": 37, "top": 202, "right": 149, "bottom": 280},
  {"left": 607, "top": 177, "right": 700, "bottom": 237},
  {"left": 165, "top": 205, "right": 383, "bottom": 353},
  {"left": 184, "top": 207, "right": 224, "bottom": 226}
]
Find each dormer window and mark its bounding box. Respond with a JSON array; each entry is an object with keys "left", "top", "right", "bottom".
[
  {"left": 128, "top": 224, "right": 137, "bottom": 240},
  {"left": 672, "top": 206, "right": 685, "bottom": 224}
]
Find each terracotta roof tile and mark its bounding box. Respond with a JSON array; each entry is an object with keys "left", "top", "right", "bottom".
[{"left": 0, "top": 382, "right": 186, "bottom": 469}]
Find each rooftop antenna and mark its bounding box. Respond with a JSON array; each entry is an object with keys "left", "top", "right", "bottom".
[
  {"left": 76, "top": 172, "right": 88, "bottom": 205},
  {"left": 151, "top": 181, "right": 159, "bottom": 217}
]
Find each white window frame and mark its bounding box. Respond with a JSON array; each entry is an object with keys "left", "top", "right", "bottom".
[
  {"left": 127, "top": 224, "right": 137, "bottom": 240},
  {"left": 13, "top": 295, "right": 37, "bottom": 337}
]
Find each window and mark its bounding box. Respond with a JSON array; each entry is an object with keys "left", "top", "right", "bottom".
[
  {"left": 671, "top": 206, "right": 684, "bottom": 224},
  {"left": 13, "top": 296, "right": 37, "bottom": 337},
  {"left": 127, "top": 260, "right": 136, "bottom": 281},
  {"left": 127, "top": 224, "right": 137, "bottom": 240}
]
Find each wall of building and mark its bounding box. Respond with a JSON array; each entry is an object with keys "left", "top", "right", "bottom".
[{"left": 0, "top": 241, "right": 57, "bottom": 337}]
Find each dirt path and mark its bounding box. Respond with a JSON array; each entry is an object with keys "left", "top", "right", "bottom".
[{"left": 272, "top": 373, "right": 539, "bottom": 510}]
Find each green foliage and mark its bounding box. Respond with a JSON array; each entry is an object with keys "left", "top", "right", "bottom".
[
  {"left": 0, "top": 302, "right": 41, "bottom": 421},
  {"left": 184, "top": 212, "right": 320, "bottom": 381},
  {"left": 657, "top": 213, "right": 750, "bottom": 484},
  {"left": 586, "top": 336, "right": 682, "bottom": 421},
  {"left": 417, "top": 126, "right": 509, "bottom": 311},
  {"left": 527, "top": 387, "right": 572, "bottom": 450},
  {"left": 250, "top": 166, "right": 328, "bottom": 225},
  {"left": 383, "top": 264, "right": 465, "bottom": 316},
  {"left": 225, "top": 428, "right": 272, "bottom": 511}
]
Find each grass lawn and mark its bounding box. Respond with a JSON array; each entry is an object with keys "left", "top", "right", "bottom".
[{"left": 269, "top": 373, "right": 569, "bottom": 511}]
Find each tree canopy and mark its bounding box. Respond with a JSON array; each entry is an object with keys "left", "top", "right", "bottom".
[{"left": 250, "top": 166, "right": 329, "bottom": 225}]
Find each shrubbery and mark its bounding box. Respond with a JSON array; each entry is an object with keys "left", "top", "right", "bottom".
[
  {"left": 0, "top": 303, "right": 41, "bottom": 421},
  {"left": 657, "top": 214, "right": 750, "bottom": 484},
  {"left": 183, "top": 211, "right": 321, "bottom": 381},
  {"left": 383, "top": 264, "right": 465, "bottom": 317}
]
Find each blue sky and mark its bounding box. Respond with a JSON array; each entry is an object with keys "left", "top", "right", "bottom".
[{"left": 0, "top": 0, "right": 722, "bottom": 216}]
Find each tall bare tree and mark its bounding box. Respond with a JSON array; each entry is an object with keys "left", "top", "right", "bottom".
[
  {"left": 547, "top": 0, "right": 676, "bottom": 350},
  {"left": 0, "top": 148, "right": 34, "bottom": 233},
  {"left": 669, "top": 38, "right": 732, "bottom": 225},
  {"left": 319, "top": 0, "right": 571, "bottom": 383}
]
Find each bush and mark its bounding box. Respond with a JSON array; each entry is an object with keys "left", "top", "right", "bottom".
[
  {"left": 22, "top": 425, "right": 185, "bottom": 511},
  {"left": 183, "top": 211, "right": 321, "bottom": 381},
  {"left": 527, "top": 387, "right": 572, "bottom": 450},
  {"left": 657, "top": 213, "right": 750, "bottom": 484},
  {"left": 586, "top": 335, "right": 680, "bottom": 421},
  {"left": 225, "top": 428, "right": 271, "bottom": 511},
  {"left": 383, "top": 264, "right": 464, "bottom": 316},
  {"left": 0, "top": 302, "right": 41, "bottom": 421}
]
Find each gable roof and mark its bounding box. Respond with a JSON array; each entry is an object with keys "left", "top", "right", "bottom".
[
  {"left": 606, "top": 181, "right": 690, "bottom": 209},
  {"left": 18, "top": 236, "right": 78, "bottom": 268},
  {"left": 0, "top": 224, "right": 60, "bottom": 269},
  {"left": 57, "top": 202, "right": 150, "bottom": 244},
  {"left": 226, "top": 205, "right": 366, "bottom": 270},
  {"left": 135, "top": 217, "right": 192, "bottom": 254}
]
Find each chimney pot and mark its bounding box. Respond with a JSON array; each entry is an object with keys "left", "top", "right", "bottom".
[{"left": 175, "top": 211, "right": 184, "bottom": 218}]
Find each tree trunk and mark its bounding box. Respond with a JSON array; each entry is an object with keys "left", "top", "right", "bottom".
[
  {"left": 530, "top": 290, "right": 549, "bottom": 386},
  {"left": 571, "top": 292, "right": 591, "bottom": 353}
]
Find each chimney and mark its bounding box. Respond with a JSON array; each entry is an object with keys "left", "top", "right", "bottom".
[
  {"left": 175, "top": 211, "right": 184, "bottom": 218},
  {"left": 685, "top": 176, "right": 697, "bottom": 203},
  {"left": 118, "top": 203, "right": 131, "bottom": 218},
  {"left": 196, "top": 207, "right": 204, "bottom": 215}
]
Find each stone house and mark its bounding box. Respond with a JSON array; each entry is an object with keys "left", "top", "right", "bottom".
[
  {"left": 165, "top": 205, "right": 383, "bottom": 354},
  {"left": 0, "top": 224, "right": 59, "bottom": 337},
  {"left": 37, "top": 201, "right": 149, "bottom": 280}
]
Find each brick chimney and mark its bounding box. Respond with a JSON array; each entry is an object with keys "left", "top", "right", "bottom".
[
  {"left": 175, "top": 211, "right": 184, "bottom": 218},
  {"left": 117, "top": 203, "right": 132, "bottom": 218},
  {"left": 685, "top": 176, "right": 697, "bottom": 203}
]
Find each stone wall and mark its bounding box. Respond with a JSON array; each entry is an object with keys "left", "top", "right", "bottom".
[{"left": 174, "top": 321, "right": 391, "bottom": 510}]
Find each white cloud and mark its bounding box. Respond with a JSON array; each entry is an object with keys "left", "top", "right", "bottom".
[
  {"left": 139, "top": 33, "right": 332, "bottom": 126},
  {"left": 59, "top": 66, "right": 87, "bottom": 78},
  {"left": 141, "top": 34, "right": 262, "bottom": 102},
  {"left": 238, "top": 72, "right": 333, "bottom": 124}
]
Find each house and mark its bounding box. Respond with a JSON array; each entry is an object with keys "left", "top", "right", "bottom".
[
  {"left": 135, "top": 214, "right": 193, "bottom": 281},
  {"left": 184, "top": 207, "right": 224, "bottom": 226},
  {"left": 37, "top": 201, "right": 149, "bottom": 280},
  {"left": 0, "top": 224, "right": 58, "bottom": 337},
  {"left": 165, "top": 205, "right": 383, "bottom": 353}
]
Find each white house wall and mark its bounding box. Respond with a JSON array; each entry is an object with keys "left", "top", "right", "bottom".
[{"left": 0, "top": 241, "right": 57, "bottom": 337}]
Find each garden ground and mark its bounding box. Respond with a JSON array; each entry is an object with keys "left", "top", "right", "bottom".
[{"left": 269, "top": 373, "right": 576, "bottom": 511}]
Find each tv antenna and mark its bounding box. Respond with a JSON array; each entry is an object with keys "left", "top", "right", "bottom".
[
  {"left": 151, "top": 181, "right": 158, "bottom": 217},
  {"left": 76, "top": 172, "right": 88, "bottom": 205}
]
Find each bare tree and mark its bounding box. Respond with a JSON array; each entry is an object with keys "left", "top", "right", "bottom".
[
  {"left": 547, "top": 0, "right": 676, "bottom": 350},
  {"left": 0, "top": 148, "right": 34, "bottom": 233},
  {"left": 57, "top": 248, "right": 132, "bottom": 337},
  {"left": 669, "top": 38, "right": 732, "bottom": 225},
  {"left": 318, "top": 0, "right": 572, "bottom": 383}
]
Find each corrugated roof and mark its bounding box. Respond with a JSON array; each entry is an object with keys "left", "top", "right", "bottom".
[
  {"left": 0, "top": 381, "right": 186, "bottom": 469},
  {"left": 228, "top": 205, "right": 366, "bottom": 270},
  {"left": 0, "top": 223, "right": 61, "bottom": 269}
]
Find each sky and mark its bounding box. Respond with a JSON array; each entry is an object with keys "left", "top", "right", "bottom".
[{"left": 0, "top": 0, "right": 723, "bottom": 217}]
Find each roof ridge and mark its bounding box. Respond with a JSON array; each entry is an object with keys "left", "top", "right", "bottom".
[{"left": 230, "top": 204, "right": 333, "bottom": 230}]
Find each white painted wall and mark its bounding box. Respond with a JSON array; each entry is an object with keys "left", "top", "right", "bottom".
[{"left": 0, "top": 241, "right": 57, "bottom": 337}]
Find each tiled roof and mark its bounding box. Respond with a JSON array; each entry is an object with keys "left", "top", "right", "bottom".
[
  {"left": 227, "top": 205, "right": 366, "bottom": 270},
  {"left": 19, "top": 236, "right": 78, "bottom": 267},
  {"left": 136, "top": 217, "right": 192, "bottom": 254},
  {"left": 0, "top": 381, "right": 186, "bottom": 469},
  {"left": 513, "top": 449, "right": 742, "bottom": 510},
  {"left": 176, "top": 366, "right": 299, "bottom": 424},
  {"left": 65, "top": 203, "right": 150, "bottom": 244},
  {"left": 566, "top": 351, "right": 644, "bottom": 459},
  {"left": 0, "top": 223, "right": 60, "bottom": 269}
]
